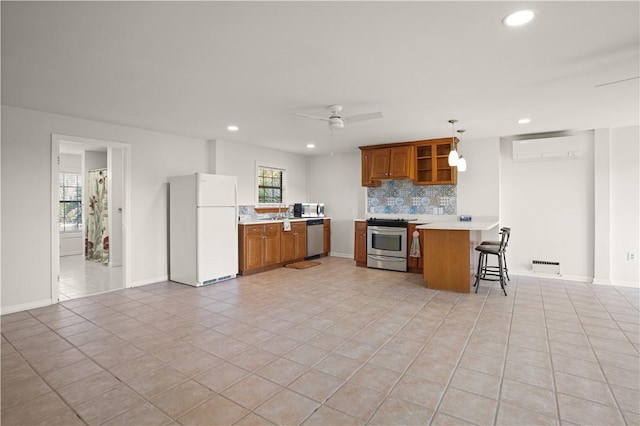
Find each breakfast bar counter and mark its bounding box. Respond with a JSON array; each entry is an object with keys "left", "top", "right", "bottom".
[{"left": 416, "top": 220, "right": 499, "bottom": 293}]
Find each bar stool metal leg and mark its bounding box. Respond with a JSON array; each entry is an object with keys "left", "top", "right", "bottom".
[
  {"left": 474, "top": 252, "right": 484, "bottom": 293},
  {"left": 498, "top": 253, "right": 507, "bottom": 296}
]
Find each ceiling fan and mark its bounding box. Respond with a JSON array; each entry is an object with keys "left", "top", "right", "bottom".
[{"left": 295, "top": 104, "right": 383, "bottom": 130}]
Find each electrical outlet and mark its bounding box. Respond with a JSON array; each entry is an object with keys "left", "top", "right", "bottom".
[{"left": 628, "top": 252, "right": 636, "bottom": 261}]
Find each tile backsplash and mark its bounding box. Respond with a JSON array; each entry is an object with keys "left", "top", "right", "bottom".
[
  {"left": 367, "top": 180, "right": 457, "bottom": 215},
  {"left": 239, "top": 205, "right": 256, "bottom": 216}
]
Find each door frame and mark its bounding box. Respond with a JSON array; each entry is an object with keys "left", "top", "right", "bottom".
[{"left": 51, "top": 134, "right": 132, "bottom": 302}]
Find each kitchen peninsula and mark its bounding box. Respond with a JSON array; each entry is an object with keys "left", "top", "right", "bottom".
[
  {"left": 416, "top": 219, "right": 499, "bottom": 293},
  {"left": 354, "top": 217, "right": 499, "bottom": 293}
]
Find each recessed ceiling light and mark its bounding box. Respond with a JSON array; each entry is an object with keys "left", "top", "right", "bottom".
[
  {"left": 306, "top": 143, "right": 315, "bottom": 149},
  {"left": 503, "top": 10, "right": 535, "bottom": 27},
  {"left": 518, "top": 118, "right": 531, "bottom": 124},
  {"left": 227, "top": 125, "right": 239, "bottom": 132}
]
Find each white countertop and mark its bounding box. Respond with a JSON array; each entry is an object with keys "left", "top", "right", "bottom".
[
  {"left": 355, "top": 215, "right": 499, "bottom": 231},
  {"left": 239, "top": 218, "right": 327, "bottom": 225},
  {"left": 416, "top": 220, "right": 499, "bottom": 231}
]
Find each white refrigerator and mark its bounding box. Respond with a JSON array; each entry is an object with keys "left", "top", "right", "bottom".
[{"left": 169, "top": 173, "right": 238, "bottom": 286}]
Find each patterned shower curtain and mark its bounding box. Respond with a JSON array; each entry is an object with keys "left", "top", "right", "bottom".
[{"left": 85, "top": 169, "right": 109, "bottom": 264}]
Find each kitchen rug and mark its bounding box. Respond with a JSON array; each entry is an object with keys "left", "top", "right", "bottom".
[{"left": 285, "top": 260, "right": 321, "bottom": 269}]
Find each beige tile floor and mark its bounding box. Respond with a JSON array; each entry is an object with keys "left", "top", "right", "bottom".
[
  {"left": 2, "top": 256, "right": 639, "bottom": 425},
  {"left": 59, "top": 255, "right": 124, "bottom": 301}
]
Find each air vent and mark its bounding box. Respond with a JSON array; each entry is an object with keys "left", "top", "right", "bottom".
[{"left": 532, "top": 260, "right": 561, "bottom": 275}]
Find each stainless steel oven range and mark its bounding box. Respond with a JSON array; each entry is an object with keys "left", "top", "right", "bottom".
[{"left": 366, "top": 218, "right": 408, "bottom": 272}]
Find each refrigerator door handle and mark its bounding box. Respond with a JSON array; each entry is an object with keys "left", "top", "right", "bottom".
[{"left": 234, "top": 179, "right": 239, "bottom": 232}]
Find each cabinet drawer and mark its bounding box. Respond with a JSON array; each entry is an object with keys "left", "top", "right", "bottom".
[
  {"left": 244, "top": 225, "right": 263, "bottom": 235},
  {"left": 264, "top": 224, "right": 280, "bottom": 236},
  {"left": 290, "top": 222, "right": 306, "bottom": 233}
]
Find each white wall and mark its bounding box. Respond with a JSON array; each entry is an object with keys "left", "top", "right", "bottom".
[
  {"left": 500, "top": 130, "right": 595, "bottom": 280},
  {"left": 211, "top": 139, "right": 308, "bottom": 206},
  {"left": 307, "top": 152, "right": 362, "bottom": 257},
  {"left": 457, "top": 137, "right": 500, "bottom": 217},
  {"left": 456, "top": 137, "right": 501, "bottom": 241},
  {"left": 1, "top": 105, "right": 209, "bottom": 312},
  {"left": 610, "top": 126, "right": 639, "bottom": 286}
]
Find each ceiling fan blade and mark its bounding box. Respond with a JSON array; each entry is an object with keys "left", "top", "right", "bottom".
[
  {"left": 344, "top": 112, "right": 383, "bottom": 123},
  {"left": 594, "top": 76, "right": 639, "bottom": 88},
  {"left": 294, "top": 112, "right": 331, "bottom": 122}
]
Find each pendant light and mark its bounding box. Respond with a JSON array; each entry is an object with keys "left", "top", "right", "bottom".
[
  {"left": 456, "top": 129, "right": 467, "bottom": 172},
  {"left": 448, "top": 119, "right": 459, "bottom": 166}
]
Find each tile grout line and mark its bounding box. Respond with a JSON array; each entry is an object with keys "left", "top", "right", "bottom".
[
  {"left": 540, "top": 278, "right": 563, "bottom": 424},
  {"left": 179, "top": 279, "right": 427, "bottom": 424},
  {"left": 564, "top": 281, "right": 629, "bottom": 424},
  {"left": 4, "top": 308, "right": 95, "bottom": 425},
  {"left": 297, "top": 289, "right": 439, "bottom": 424},
  {"left": 492, "top": 276, "right": 518, "bottom": 426},
  {"left": 3, "top": 259, "right": 638, "bottom": 426},
  {"left": 350, "top": 290, "right": 445, "bottom": 424},
  {"left": 421, "top": 282, "right": 494, "bottom": 425}
]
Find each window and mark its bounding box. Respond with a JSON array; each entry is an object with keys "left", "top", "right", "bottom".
[
  {"left": 59, "top": 172, "right": 82, "bottom": 233},
  {"left": 257, "top": 166, "right": 284, "bottom": 204}
]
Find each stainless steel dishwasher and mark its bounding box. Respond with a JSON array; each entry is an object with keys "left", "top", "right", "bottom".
[{"left": 306, "top": 219, "right": 324, "bottom": 259}]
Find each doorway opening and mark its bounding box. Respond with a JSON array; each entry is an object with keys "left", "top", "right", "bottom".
[{"left": 51, "top": 134, "right": 131, "bottom": 302}]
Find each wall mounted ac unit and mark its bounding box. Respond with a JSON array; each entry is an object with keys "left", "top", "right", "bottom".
[{"left": 512, "top": 135, "right": 581, "bottom": 160}]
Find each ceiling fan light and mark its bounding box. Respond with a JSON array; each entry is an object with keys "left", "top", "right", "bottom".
[
  {"left": 329, "top": 118, "right": 344, "bottom": 130},
  {"left": 448, "top": 149, "right": 459, "bottom": 166},
  {"left": 457, "top": 156, "right": 467, "bottom": 172}
]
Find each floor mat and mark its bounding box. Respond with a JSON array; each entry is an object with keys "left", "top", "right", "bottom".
[{"left": 284, "top": 260, "right": 321, "bottom": 269}]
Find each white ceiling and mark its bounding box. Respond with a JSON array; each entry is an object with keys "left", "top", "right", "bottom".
[{"left": 2, "top": 1, "right": 639, "bottom": 155}]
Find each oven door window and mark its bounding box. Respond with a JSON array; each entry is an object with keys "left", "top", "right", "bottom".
[{"left": 371, "top": 233, "right": 402, "bottom": 252}]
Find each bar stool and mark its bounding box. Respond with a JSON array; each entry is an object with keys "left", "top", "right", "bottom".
[
  {"left": 480, "top": 227, "right": 511, "bottom": 281},
  {"left": 473, "top": 227, "right": 510, "bottom": 296}
]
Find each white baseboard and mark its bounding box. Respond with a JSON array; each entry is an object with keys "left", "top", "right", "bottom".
[
  {"left": 609, "top": 280, "right": 640, "bottom": 288},
  {"left": 511, "top": 270, "right": 592, "bottom": 283},
  {"left": 592, "top": 278, "right": 613, "bottom": 286},
  {"left": 1, "top": 298, "right": 53, "bottom": 315},
  {"left": 129, "top": 275, "right": 169, "bottom": 288}
]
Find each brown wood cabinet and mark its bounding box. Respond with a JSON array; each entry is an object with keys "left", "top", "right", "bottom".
[
  {"left": 407, "top": 223, "right": 424, "bottom": 272},
  {"left": 323, "top": 219, "right": 331, "bottom": 255},
  {"left": 239, "top": 223, "right": 281, "bottom": 275},
  {"left": 361, "top": 149, "right": 381, "bottom": 187},
  {"left": 354, "top": 220, "right": 367, "bottom": 266},
  {"left": 280, "top": 222, "right": 306, "bottom": 263},
  {"left": 360, "top": 138, "right": 456, "bottom": 186},
  {"left": 421, "top": 228, "right": 482, "bottom": 293},
  {"left": 369, "top": 146, "right": 414, "bottom": 180},
  {"left": 415, "top": 138, "right": 457, "bottom": 185}
]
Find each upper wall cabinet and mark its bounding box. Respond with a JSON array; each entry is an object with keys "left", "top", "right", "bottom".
[
  {"left": 361, "top": 148, "right": 382, "bottom": 187},
  {"left": 360, "top": 138, "right": 456, "bottom": 186},
  {"left": 414, "top": 138, "right": 457, "bottom": 185},
  {"left": 368, "top": 145, "right": 415, "bottom": 180}
]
